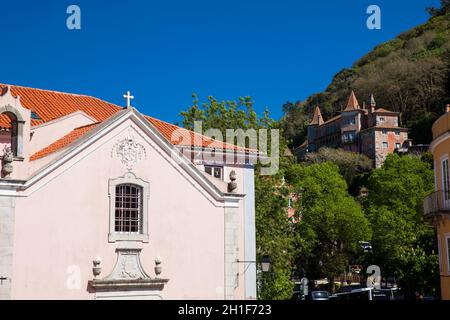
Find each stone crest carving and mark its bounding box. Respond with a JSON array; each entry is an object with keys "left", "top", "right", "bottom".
[
  {"left": 112, "top": 129, "right": 146, "bottom": 171},
  {"left": 105, "top": 248, "right": 150, "bottom": 280}
]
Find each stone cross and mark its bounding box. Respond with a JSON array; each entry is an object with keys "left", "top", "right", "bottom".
[
  {"left": 123, "top": 91, "right": 134, "bottom": 108},
  {"left": 0, "top": 277, "right": 7, "bottom": 285}
]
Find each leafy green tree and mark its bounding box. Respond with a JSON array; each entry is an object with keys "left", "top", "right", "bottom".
[
  {"left": 180, "top": 94, "right": 295, "bottom": 299},
  {"left": 286, "top": 163, "right": 372, "bottom": 293},
  {"left": 363, "top": 154, "right": 439, "bottom": 295},
  {"left": 255, "top": 176, "right": 295, "bottom": 300},
  {"left": 180, "top": 94, "right": 275, "bottom": 133},
  {"left": 304, "top": 147, "right": 373, "bottom": 194}
]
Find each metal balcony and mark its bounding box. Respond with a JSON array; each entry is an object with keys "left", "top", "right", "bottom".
[{"left": 423, "top": 190, "right": 450, "bottom": 216}]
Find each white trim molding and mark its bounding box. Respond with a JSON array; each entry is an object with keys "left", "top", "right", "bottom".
[{"left": 430, "top": 132, "right": 450, "bottom": 153}]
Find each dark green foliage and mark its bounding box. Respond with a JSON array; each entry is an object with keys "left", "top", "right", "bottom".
[
  {"left": 256, "top": 176, "right": 295, "bottom": 300},
  {"left": 304, "top": 147, "right": 373, "bottom": 194},
  {"left": 286, "top": 163, "right": 372, "bottom": 293},
  {"left": 362, "top": 154, "right": 439, "bottom": 295}
]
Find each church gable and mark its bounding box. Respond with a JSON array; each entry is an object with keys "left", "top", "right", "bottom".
[{"left": 23, "top": 107, "right": 242, "bottom": 207}]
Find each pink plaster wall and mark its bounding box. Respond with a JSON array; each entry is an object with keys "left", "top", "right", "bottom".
[
  {"left": 30, "top": 112, "right": 96, "bottom": 155},
  {"left": 12, "top": 119, "right": 247, "bottom": 300}
]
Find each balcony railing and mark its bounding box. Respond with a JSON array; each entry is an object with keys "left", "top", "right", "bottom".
[{"left": 423, "top": 190, "right": 450, "bottom": 216}]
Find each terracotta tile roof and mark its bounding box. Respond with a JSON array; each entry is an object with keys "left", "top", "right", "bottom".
[
  {"left": 309, "top": 106, "right": 324, "bottom": 126},
  {"left": 30, "top": 123, "right": 99, "bottom": 161},
  {"left": 0, "top": 84, "right": 256, "bottom": 160},
  {"left": 373, "top": 108, "right": 398, "bottom": 114},
  {"left": 144, "top": 115, "right": 256, "bottom": 152},
  {"left": 323, "top": 114, "right": 342, "bottom": 125},
  {"left": 0, "top": 84, "right": 120, "bottom": 126},
  {"left": 344, "top": 91, "right": 360, "bottom": 112}
]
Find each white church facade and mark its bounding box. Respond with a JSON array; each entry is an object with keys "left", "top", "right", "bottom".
[{"left": 0, "top": 84, "right": 259, "bottom": 300}]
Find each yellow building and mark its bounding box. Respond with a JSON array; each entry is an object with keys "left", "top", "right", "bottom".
[{"left": 424, "top": 106, "right": 450, "bottom": 300}]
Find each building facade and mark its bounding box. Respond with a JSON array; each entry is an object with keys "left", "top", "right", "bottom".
[
  {"left": 423, "top": 105, "right": 450, "bottom": 300},
  {"left": 0, "top": 84, "right": 259, "bottom": 300},
  {"left": 295, "top": 91, "right": 409, "bottom": 168}
]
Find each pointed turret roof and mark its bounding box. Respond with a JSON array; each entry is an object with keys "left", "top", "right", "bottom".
[
  {"left": 344, "top": 91, "right": 360, "bottom": 111},
  {"left": 310, "top": 106, "right": 324, "bottom": 126},
  {"left": 370, "top": 93, "right": 376, "bottom": 107}
]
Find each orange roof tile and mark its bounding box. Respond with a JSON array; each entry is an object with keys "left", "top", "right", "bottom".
[
  {"left": 373, "top": 108, "right": 398, "bottom": 114},
  {"left": 344, "top": 91, "right": 360, "bottom": 111},
  {"left": 0, "top": 84, "right": 256, "bottom": 160},
  {"left": 309, "top": 106, "right": 324, "bottom": 126}
]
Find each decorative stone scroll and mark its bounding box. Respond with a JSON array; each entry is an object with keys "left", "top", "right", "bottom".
[{"left": 111, "top": 129, "right": 147, "bottom": 171}]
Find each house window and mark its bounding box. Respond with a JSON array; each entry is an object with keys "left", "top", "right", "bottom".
[
  {"left": 395, "top": 143, "right": 401, "bottom": 149},
  {"left": 382, "top": 130, "right": 387, "bottom": 135},
  {"left": 205, "top": 165, "right": 223, "bottom": 179},
  {"left": 0, "top": 110, "right": 23, "bottom": 158},
  {"left": 395, "top": 131, "right": 400, "bottom": 137},
  {"left": 378, "top": 117, "right": 385, "bottom": 122},
  {"left": 114, "top": 184, "right": 143, "bottom": 234},
  {"left": 442, "top": 158, "right": 450, "bottom": 200},
  {"left": 382, "top": 142, "right": 388, "bottom": 149},
  {"left": 446, "top": 234, "right": 450, "bottom": 275},
  {"left": 109, "top": 173, "right": 149, "bottom": 243},
  {"left": 342, "top": 131, "right": 356, "bottom": 143},
  {"left": 438, "top": 236, "right": 443, "bottom": 274}
]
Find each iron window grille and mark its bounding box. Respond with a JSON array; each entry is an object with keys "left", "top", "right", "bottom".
[{"left": 114, "top": 184, "right": 143, "bottom": 234}]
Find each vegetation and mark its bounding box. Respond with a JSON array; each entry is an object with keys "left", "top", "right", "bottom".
[
  {"left": 177, "top": 2, "right": 449, "bottom": 300},
  {"left": 282, "top": 4, "right": 450, "bottom": 146},
  {"left": 304, "top": 147, "right": 372, "bottom": 194},
  {"left": 286, "top": 163, "right": 372, "bottom": 293},
  {"left": 361, "top": 154, "right": 439, "bottom": 296}
]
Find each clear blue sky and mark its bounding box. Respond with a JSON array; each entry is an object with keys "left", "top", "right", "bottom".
[{"left": 0, "top": 0, "right": 441, "bottom": 123}]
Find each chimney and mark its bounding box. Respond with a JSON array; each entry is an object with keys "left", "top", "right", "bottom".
[{"left": 369, "top": 94, "right": 376, "bottom": 113}]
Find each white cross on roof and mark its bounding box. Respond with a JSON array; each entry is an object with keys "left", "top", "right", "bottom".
[{"left": 123, "top": 91, "right": 134, "bottom": 108}]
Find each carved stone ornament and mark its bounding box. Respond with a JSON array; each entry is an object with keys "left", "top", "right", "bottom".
[
  {"left": 112, "top": 129, "right": 147, "bottom": 171},
  {"left": 105, "top": 248, "right": 150, "bottom": 281},
  {"left": 227, "top": 170, "right": 237, "bottom": 193},
  {"left": 2, "top": 146, "right": 14, "bottom": 177},
  {"left": 88, "top": 248, "right": 169, "bottom": 294}
]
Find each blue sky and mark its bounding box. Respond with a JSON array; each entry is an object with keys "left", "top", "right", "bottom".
[{"left": 0, "top": 0, "right": 441, "bottom": 123}]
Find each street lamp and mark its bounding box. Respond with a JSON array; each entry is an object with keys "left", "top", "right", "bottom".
[
  {"left": 236, "top": 256, "right": 272, "bottom": 273},
  {"left": 261, "top": 256, "right": 272, "bottom": 273}
]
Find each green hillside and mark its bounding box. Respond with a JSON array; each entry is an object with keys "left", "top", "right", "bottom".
[{"left": 282, "top": 2, "right": 450, "bottom": 147}]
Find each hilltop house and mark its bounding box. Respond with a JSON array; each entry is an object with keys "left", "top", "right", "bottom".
[{"left": 295, "top": 91, "right": 410, "bottom": 168}]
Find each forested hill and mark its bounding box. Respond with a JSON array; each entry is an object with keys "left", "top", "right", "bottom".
[{"left": 282, "top": 2, "right": 450, "bottom": 148}]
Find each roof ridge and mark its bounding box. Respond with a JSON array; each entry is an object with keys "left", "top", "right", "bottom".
[
  {"left": 0, "top": 83, "right": 124, "bottom": 108},
  {"left": 74, "top": 122, "right": 101, "bottom": 130}
]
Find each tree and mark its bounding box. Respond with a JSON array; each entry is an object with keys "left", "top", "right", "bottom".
[
  {"left": 304, "top": 147, "right": 373, "bottom": 194},
  {"left": 180, "top": 94, "right": 295, "bottom": 299},
  {"left": 255, "top": 176, "right": 295, "bottom": 300},
  {"left": 286, "top": 163, "right": 372, "bottom": 293},
  {"left": 362, "top": 154, "right": 439, "bottom": 295},
  {"left": 180, "top": 94, "right": 275, "bottom": 133},
  {"left": 427, "top": 0, "right": 450, "bottom": 16}
]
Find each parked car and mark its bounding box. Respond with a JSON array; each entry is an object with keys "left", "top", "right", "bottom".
[
  {"left": 307, "top": 291, "right": 330, "bottom": 301},
  {"left": 359, "top": 241, "right": 372, "bottom": 253}
]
